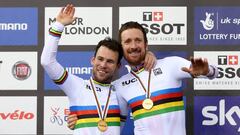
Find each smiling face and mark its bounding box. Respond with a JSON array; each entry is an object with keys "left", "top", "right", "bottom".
[
  {"left": 121, "top": 28, "right": 147, "bottom": 66},
  {"left": 91, "top": 46, "right": 119, "bottom": 83}
]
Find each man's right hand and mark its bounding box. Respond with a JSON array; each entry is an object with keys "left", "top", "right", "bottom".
[
  {"left": 56, "top": 4, "right": 76, "bottom": 26},
  {"left": 67, "top": 113, "right": 78, "bottom": 130}
]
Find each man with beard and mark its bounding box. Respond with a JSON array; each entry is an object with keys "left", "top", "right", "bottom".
[
  {"left": 113, "top": 21, "right": 218, "bottom": 135},
  {"left": 68, "top": 21, "right": 218, "bottom": 135},
  {"left": 41, "top": 4, "right": 156, "bottom": 135}
]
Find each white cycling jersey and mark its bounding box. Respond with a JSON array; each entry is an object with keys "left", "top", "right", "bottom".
[
  {"left": 41, "top": 22, "right": 120, "bottom": 135},
  {"left": 115, "top": 57, "right": 218, "bottom": 135}
]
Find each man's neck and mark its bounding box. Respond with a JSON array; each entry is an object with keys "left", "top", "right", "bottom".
[{"left": 130, "top": 63, "right": 145, "bottom": 72}]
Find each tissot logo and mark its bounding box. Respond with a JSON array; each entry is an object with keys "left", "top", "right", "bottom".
[
  {"left": 119, "top": 7, "right": 187, "bottom": 45},
  {"left": 143, "top": 12, "right": 163, "bottom": 21},
  {"left": 194, "top": 96, "right": 240, "bottom": 135},
  {"left": 142, "top": 11, "right": 184, "bottom": 35},
  {"left": 217, "top": 55, "right": 240, "bottom": 79},
  {"left": 194, "top": 51, "right": 240, "bottom": 90},
  {"left": 218, "top": 55, "right": 238, "bottom": 65}
]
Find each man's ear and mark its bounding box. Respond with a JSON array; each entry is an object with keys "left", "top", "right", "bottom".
[{"left": 91, "top": 57, "right": 95, "bottom": 66}]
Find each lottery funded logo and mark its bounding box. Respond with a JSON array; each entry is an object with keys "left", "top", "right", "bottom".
[{"left": 195, "top": 7, "right": 240, "bottom": 45}]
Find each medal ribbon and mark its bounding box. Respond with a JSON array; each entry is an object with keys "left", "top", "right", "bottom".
[
  {"left": 89, "top": 78, "right": 112, "bottom": 121},
  {"left": 130, "top": 70, "right": 152, "bottom": 99}
]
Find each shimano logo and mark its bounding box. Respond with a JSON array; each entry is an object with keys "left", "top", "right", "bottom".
[
  {"left": 65, "top": 67, "right": 92, "bottom": 75},
  {"left": 0, "top": 23, "right": 28, "bottom": 30},
  {"left": 202, "top": 99, "right": 240, "bottom": 132}
]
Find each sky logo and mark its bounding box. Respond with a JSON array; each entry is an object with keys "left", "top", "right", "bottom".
[
  {"left": 194, "top": 96, "right": 240, "bottom": 135},
  {"left": 0, "top": 8, "right": 38, "bottom": 46}
]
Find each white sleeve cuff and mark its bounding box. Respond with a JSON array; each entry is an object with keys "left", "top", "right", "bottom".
[{"left": 51, "top": 21, "right": 65, "bottom": 32}]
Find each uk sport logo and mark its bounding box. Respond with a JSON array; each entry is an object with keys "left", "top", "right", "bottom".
[{"left": 200, "top": 12, "right": 214, "bottom": 31}]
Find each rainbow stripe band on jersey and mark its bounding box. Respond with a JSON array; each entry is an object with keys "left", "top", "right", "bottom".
[
  {"left": 70, "top": 105, "right": 121, "bottom": 129},
  {"left": 53, "top": 70, "right": 68, "bottom": 85},
  {"left": 49, "top": 27, "right": 62, "bottom": 37},
  {"left": 128, "top": 87, "right": 184, "bottom": 120}
]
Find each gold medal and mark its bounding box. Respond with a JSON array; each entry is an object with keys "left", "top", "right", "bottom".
[
  {"left": 98, "top": 119, "right": 108, "bottom": 132},
  {"left": 131, "top": 71, "right": 153, "bottom": 110},
  {"left": 89, "top": 79, "right": 112, "bottom": 133},
  {"left": 142, "top": 98, "right": 153, "bottom": 110}
]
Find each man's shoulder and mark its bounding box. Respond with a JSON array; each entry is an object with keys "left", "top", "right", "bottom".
[
  {"left": 156, "top": 56, "right": 186, "bottom": 65},
  {"left": 158, "top": 56, "right": 184, "bottom": 61},
  {"left": 112, "top": 73, "right": 132, "bottom": 87}
]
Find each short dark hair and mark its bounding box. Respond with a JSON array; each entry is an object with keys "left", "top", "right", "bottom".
[
  {"left": 118, "top": 21, "right": 148, "bottom": 44},
  {"left": 94, "top": 37, "right": 123, "bottom": 64}
]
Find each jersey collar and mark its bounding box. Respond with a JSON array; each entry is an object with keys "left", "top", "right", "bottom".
[
  {"left": 91, "top": 78, "right": 111, "bottom": 87},
  {"left": 131, "top": 63, "right": 145, "bottom": 74}
]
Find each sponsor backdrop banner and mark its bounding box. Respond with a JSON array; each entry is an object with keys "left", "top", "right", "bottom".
[
  {"left": 119, "top": 7, "right": 187, "bottom": 45},
  {"left": 194, "top": 51, "right": 240, "bottom": 90},
  {"left": 194, "top": 96, "right": 240, "bottom": 135},
  {"left": 0, "top": 97, "right": 37, "bottom": 134},
  {"left": 44, "top": 96, "right": 72, "bottom": 134},
  {"left": 0, "top": 52, "right": 37, "bottom": 90},
  {"left": 45, "top": 7, "right": 112, "bottom": 45},
  {"left": 0, "top": 1, "right": 239, "bottom": 135},
  {"left": 0, "top": 8, "right": 38, "bottom": 46},
  {"left": 194, "top": 7, "right": 240, "bottom": 45}
]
